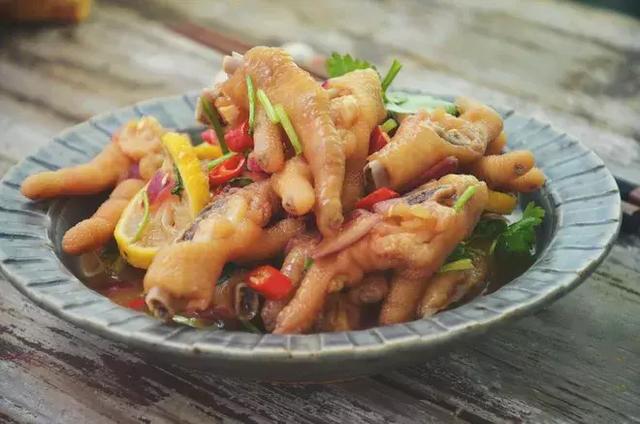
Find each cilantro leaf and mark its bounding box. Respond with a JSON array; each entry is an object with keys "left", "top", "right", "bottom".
[
  {"left": 447, "top": 243, "right": 471, "bottom": 262},
  {"left": 326, "top": 52, "right": 374, "bottom": 78},
  {"left": 471, "top": 217, "right": 508, "bottom": 241},
  {"left": 494, "top": 202, "right": 545, "bottom": 257},
  {"left": 171, "top": 164, "right": 184, "bottom": 196}
]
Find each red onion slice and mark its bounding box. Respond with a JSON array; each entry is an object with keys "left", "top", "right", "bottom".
[
  {"left": 313, "top": 210, "right": 382, "bottom": 259},
  {"left": 146, "top": 170, "right": 170, "bottom": 204},
  {"left": 127, "top": 163, "right": 141, "bottom": 180},
  {"left": 372, "top": 197, "right": 403, "bottom": 214}
]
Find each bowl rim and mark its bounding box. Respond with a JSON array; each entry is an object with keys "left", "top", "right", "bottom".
[{"left": 0, "top": 91, "right": 621, "bottom": 365}]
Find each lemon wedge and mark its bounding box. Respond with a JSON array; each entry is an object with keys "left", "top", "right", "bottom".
[{"left": 114, "top": 132, "right": 209, "bottom": 269}]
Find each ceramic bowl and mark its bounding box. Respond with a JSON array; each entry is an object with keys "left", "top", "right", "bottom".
[{"left": 0, "top": 92, "right": 620, "bottom": 381}]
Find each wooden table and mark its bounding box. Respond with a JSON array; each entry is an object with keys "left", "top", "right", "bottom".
[{"left": 1, "top": 1, "right": 639, "bottom": 422}]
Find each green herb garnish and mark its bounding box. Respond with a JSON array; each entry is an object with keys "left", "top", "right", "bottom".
[
  {"left": 240, "top": 319, "right": 262, "bottom": 334},
  {"left": 492, "top": 202, "right": 545, "bottom": 257},
  {"left": 326, "top": 52, "right": 374, "bottom": 78},
  {"left": 386, "top": 92, "right": 408, "bottom": 105},
  {"left": 381, "top": 59, "right": 402, "bottom": 93},
  {"left": 385, "top": 92, "right": 459, "bottom": 116},
  {"left": 304, "top": 257, "right": 314, "bottom": 271},
  {"left": 256, "top": 89, "right": 278, "bottom": 124},
  {"left": 380, "top": 118, "right": 398, "bottom": 133},
  {"left": 275, "top": 104, "right": 303, "bottom": 155},
  {"left": 439, "top": 258, "right": 474, "bottom": 274},
  {"left": 131, "top": 190, "right": 150, "bottom": 243},
  {"left": 229, "top": 176, "right": 254, "bottom": 188},
  {"left": 453, "top": 186, "right": 477, "bottom": 213},
  {"left": 207, "top": 151, "right": 237, "bottom": 170},
  {"left": 246, "top": 75, "right": 256, "bottom": 135},
  {"left": 200, "top": 96, "right": 229, "bottom": 154},
  {"left": 470, "top": 217, "right": 508, "bottom": 241},
  {"left": 172, "top": 315, "right": 213, "bottom": 329},
  {"left": 171, "top": 163, "right": 184, "bottom": 196},
  {"left": 447, "top": 243, "right": 472, "bottom": 262}
]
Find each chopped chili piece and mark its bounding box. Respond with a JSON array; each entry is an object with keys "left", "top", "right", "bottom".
[
  {"left": 127, "top": 298, "right": 146, "bottom": 311},
  {"left": 245, "top": 265, "right": 293, "bottom": 300},
  {"left": 225, "top": 120, "right": 254, "bottom": 152},
  {"left": 209, "top": 154, "right": 246, "bottom": 186},
  {"left": 356, "top": 187, "right": 399, "bottom": 210},
  {"left": 201, "top": 129, "right": 218, "bottom": 145},
  {"left": 369, "top": 126, "right": 391, "bottom": 154}
]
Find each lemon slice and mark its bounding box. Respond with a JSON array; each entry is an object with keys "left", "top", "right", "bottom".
[{"left": 114, "top": 132, "right": 209, "bottom": 269}]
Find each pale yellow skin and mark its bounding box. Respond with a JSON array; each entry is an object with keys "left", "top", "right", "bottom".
[
  {"left": 219, "top": 46, "right": 346, "bottom": 236},
  {"left": 367, "top": 98, "right": 503, "bottom": 191},
  {"left": 274, "top": 174, "right": 488, "bottom": 334},
  {"left": 62, "top": 179, "right": 145, "bottom": 255},
  {"left": 326, "top": 69, "right": 386, "bottom": 211},
  {"left": 467, "top": 150, "right": 536, "bottom": 190},
  {"left": 270, "top": 156, "right": 315, "bottom": 216},
  {"left": 21, "top": 142, "right": 130, "bottom": 200}
]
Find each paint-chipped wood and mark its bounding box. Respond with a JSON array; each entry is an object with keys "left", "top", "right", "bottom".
[{"left": 0, "top": 0, "right": 639, "bottom": 423}]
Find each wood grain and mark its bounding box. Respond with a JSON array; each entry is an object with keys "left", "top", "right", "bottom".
[{"left": 0, "top": 0, "right": 639, "bottom": 423}]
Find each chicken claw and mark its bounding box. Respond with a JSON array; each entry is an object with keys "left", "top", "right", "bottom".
[
  {"left": 62, "top": 178, "right": 145, "bottom": 255},
  {"left": 21, "top": 142, "right": 131, "bottom": 200},
  {"left": 144, "top": 181, "right": 279, "bottom": 317},
  {"left": 274, "top": 174, "right": 488, "bottom": 333},
  {"left": 218, "top": 47, "right": 346, "bottom": 236}
]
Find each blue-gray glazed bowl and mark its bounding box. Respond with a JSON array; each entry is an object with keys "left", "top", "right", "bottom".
[{"left": 0, "top": 91, "right": 621, "bottom": 381}]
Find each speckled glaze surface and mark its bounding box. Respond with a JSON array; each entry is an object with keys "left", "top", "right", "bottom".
[{"left": 0, "top": 92, "right": 621, "bottom": 381}]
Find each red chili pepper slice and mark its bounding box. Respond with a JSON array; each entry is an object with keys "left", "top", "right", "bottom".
[
  {"left": 245, "top": 265, "right": 293, "bottom": 300},
  {"left": 369, "top": 125, "right": 391, "bottom": 154},
  {"left": 201, "top": 129, "right": 218, "bottom": 145},
  {"left": 225, "top": 120, "right": 254, "bottom": 152},
  {"left": 127, "top": 298, "right": 146, "bottom": 311},
  {"left": 209, "top": 155, "right": 246, "bottom": 186},
  {"left": 355, "top": 187, "right": 399, "bottom": 210},
  {"left": 405, "top": 156, "right": 459, "bottom": 191}
]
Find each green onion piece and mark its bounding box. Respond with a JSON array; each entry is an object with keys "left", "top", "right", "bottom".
[
  {"left": 453, "top": 186, "right": 477, "bottom": 213},
  {"left": 380, "top": 118, "right": 397, "bottom": 133},
  {"left": 131, "top": 190, "right": 150, "bottom": 243},
  {"left": 200, "top": 97, "right": 229, "bottom": 154},
  {"left": 170, "top": 163, "right": 184, "bottom": 196},
  {"left": 381, "top": 59, "right": 402, "bottom": 93},
  {"left": 246, "top": 75, "right": 256, "bottom": 135},
  {"left": 439, "top": 258, "right": 474, "bottom": 273},
  {"left": 240, "top": 319, "right": 262, "bottom": 334},
  {"left": 304, "top": 257, "right": 314, "bottom": 271},
  {"left": 207, "top": 151, "right": 237, "bottom": 170},
  {"left": 275, "top": 104, "right": 303, "bottom": 155},
  {"left": 229, "top": 176, "right": 254, "bottom": 187},
  {"left": 256, "top": 89, "right": 279, "bottom": 124},
  {"left": 172, "top": 315, "right": 213, "bottom": 329}
]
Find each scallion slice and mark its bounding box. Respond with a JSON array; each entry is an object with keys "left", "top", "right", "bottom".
[
  {"left": 275, "top": 104, "right": 303, "bottom": 155},
  {"left": 380, "top": 118, "right": 397, "bottom": 133},
  {"left": 453, "top": 186, "right": 477, "bottom": 213},
  {"left": 207, "top": 151, "right": 237, "bottom": 170},
  {"left": 131, "top": 190, "right": 150, "bottom": 243},
  {"left": 246, "top": 75, "right": 256, "bottom": 135},
  {"left": 200, "top": 96, "right": 229, "bottom": 154},
  {"left": 381, "top": 59, "right": 402, "bottom": 93},
  {"left": 256, "top": 89, "right": 278, "bottom": 124},
  {"left": 439, "top": 258, "right": 474, "bottom": 273}
]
